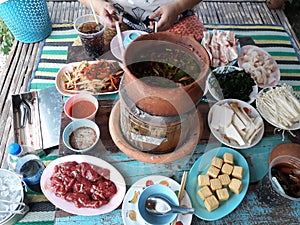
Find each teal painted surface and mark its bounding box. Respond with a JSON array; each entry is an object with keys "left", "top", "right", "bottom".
[
  {"left": 55, "top": 192, "right": 300, "bottom": 225},
  {"left": 55, "top": 132, "right": 297, "bottom": 224}
]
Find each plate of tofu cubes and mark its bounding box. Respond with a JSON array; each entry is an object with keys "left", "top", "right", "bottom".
[
  {"left": 208, "top": 99, "right": 264, "bottom": 149},
  {"left": 186, "top": 146, "right": 250, "bottom": 221}
]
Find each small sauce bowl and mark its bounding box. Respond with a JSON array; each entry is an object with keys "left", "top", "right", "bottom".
[
  {"left": 64, "top": 93, "right": 98, "bottom": 120},
  {"left": 63, "top": 119, "right": 100, "bottom": 153}
]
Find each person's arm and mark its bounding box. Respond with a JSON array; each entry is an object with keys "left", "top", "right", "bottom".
[
  {"left": 149, "top": 0, "right": 203, "bottom": 31},
  {"left": 78, "top": 0, "right": 118, "bottom": 28}
]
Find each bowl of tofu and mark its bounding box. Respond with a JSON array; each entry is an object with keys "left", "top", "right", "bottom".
[{"left": 208, "top": 99, "right": 264, "bottom": 149}]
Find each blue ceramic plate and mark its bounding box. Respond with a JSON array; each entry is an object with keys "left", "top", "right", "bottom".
[{"left": 186, "top": 147, "right": 250, "bottom": 221}]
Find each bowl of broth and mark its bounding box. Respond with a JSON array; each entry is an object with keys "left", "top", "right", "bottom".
[
  {"left": 63, "top": 119, "right": 100, "bottom": 153},
  {"left": 64, "top": 93, "right": 98, "bottom": 120}
]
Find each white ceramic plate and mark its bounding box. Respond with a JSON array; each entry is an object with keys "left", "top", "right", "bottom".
[
  {"left": 208, "top": 99, "right": 264, "bottom": 149},
  {"left": 55, "top": 60, "right": 122, "bottom": 96},
  {"left": 256, "top": 85, "right": 300, "bottom": 130},
  {"left": 110, "top": 30, "right": 148, "bottom": 61},
  {"left": 186, "top": 147, "right": 250, "bottom": 221},
  {"left": 121, "top": 175, "right": 192, "bottom": 225},
  {"left": 206, "top": 66, "right": 258, "bottom": 104},
  {"left": 41, "top": 155, "right": 126, "bottom": 215},
  {"left": 238, "top": 45, "right": 280, "bottom": 88}
]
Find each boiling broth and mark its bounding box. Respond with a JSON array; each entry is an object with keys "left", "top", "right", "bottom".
[{"left": 128, "top": 46, "right": 200, "bottom": 88}]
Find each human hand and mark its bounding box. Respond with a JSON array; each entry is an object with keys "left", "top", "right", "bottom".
[
  {"left": 91, "top": 0, "right": 120, "bottom": 28},
  {"left": 148, "top": 3, "right": 180, "bottom": 31}
]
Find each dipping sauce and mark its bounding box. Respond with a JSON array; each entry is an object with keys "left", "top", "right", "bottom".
[
  {"left": 69, "top": 100, "right": 97, "bottom": 119},
  {"left": 69, "top": 126, "right": 97, "bottom": 150},
  {"left": 271, "top": 163, "right": 300, "bottom": 198}
]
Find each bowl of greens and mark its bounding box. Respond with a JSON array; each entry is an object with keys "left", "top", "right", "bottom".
[{"left": 206, "top": 66, "right": 258, "bottom": 103}]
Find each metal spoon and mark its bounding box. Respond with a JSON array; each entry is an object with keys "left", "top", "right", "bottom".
[{"left": 145, "top": 195, "right": 194, "bottom": 216}]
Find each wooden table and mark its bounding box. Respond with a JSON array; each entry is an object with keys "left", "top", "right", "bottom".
[{"left": 1, "top": 0, "right": 300, "bottom": 224}]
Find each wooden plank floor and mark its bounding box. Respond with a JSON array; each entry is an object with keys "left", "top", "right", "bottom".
[{"left": 0, "top": 0, "right": 299, "bottom": 168}]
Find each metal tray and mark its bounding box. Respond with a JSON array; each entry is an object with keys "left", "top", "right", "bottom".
[{"left": 11, "top": 87, "right": 63, "bottom": 154}]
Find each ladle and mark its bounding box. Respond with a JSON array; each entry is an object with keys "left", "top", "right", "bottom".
[{"left": 145, "top": 195, "right": 194, "bottom": 216}]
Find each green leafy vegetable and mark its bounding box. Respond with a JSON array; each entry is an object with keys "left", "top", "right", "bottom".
[{"left": 211, "top": 69, "right": 255, "bottom": 102}]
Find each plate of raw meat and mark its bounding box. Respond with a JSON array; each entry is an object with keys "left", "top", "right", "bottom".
[{"left": 41, "top": 155, "right": 126, "bottom": 215}]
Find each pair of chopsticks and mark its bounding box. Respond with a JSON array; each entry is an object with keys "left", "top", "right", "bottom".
[{"left": 171, "top": 171, "right": 188, "bottom": 225}]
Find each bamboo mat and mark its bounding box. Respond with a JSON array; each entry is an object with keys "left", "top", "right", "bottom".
[{"left": 29, "top": 23, "right": 300, "bottom": 92}]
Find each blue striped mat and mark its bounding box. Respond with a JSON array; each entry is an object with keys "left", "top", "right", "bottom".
[{"left": 29, "top": 23, "right": 300, "bottom": 92}]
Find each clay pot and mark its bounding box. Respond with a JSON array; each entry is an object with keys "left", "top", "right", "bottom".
[
  {"left": 109, "top": 101, "right": 203, "bottom": 164},
  {"left": 266, "top": 0, "right": 286, "bottom": 9},
  {"left": 122, "top": 32, "right": 210, "bottom": 117},
  {"left": 118, "top": 84, "right": 197, "bottom": 153},
  {"left": 268, "top": 143, "right": 300, "bottom": 164}
]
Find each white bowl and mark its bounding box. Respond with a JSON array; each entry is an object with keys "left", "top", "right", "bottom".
[
  {"left": 63, "top": 119, "right": 100, "bottom": 152},
  {"left": 206, "top": 66, "right": 258, "bottom": 104},
  {"left": 208, "top": 99, "right": 264, "bottom": 149},
  {"left": 64, "top": 93, "right": 99, "bottom": 120}
]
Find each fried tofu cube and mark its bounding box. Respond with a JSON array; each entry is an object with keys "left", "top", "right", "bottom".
[
  {"left": 211, "top": 157, "right": 223, "bottom": 169},
  {"left": 207, "top": 165, "right": 220, "bottom": 178},
  {"left": 221, "top": 163, "right": 233, "bottom": 175},
  {"left": 218, "top": 174, "right": 231, "bottom": 186},
  {"left": 197, "top": 186, "right": 213, "bottom": 200},
  {"left": 204, "top": 195, "right": 219, "bottom": 212},
  {"left": 229, "top": 178, "right": 243, "bottom": 194},
  {"left": 232, "top": 166, "right": 244, "bottom": 179},
  {"left": 198, "top": 174, "right": 210, "bottom": 187},
  {"left": 223, "top": 152, "right": 234, "bottom": 164},
  {"left": 210, "top": 178, "right": 222, "bottom": 191},
  {"left": 216, "top": 188, "right": 230, "bottom": 201}
]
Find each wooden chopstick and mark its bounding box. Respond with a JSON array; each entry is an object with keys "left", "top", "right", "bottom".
[{"left": 171, "top": 171, "right": 189, "bottom": 225}]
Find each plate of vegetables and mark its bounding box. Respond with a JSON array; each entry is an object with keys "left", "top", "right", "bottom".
[
  {"left": 208, "top": 99, "right": 264, "bottom": 149},
  {"left": 256, "top": 84, "right": 300, "bottom": 130},
  {"left": 206, "top": 66, "right": 258, "bottom": 104},
  {"left": 55, "top": 60, "right": 124, "bottom": 96}
]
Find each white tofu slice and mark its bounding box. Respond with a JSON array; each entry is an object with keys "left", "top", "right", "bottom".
[
  {"left": 230, "top": 103, "right": 251, "bottom": 127},
  {"left": 222, "top": 106, "right": 234, "bottom": 128},
  {"left": 232, "top": 113, "right": 246, "bottom": 131},
  {"left": 210, "top": 105, "right": 223, "bottom": 130},
  {"left": 224, "top": 124, "right": 246, "bottom": 146},
  {"left": 253, "top": 116, "right": 263, "bottom": 130},
  {"left": 248, "top": 125, "right": 263, "bottom": 144},
  {"left": 211, "top": 104, "right": 234, "bottom": 130}
]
